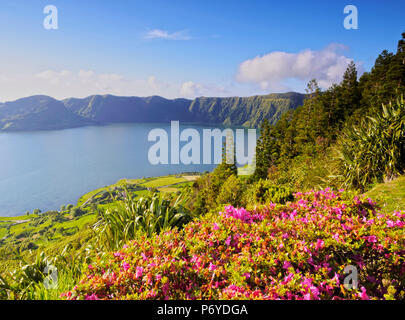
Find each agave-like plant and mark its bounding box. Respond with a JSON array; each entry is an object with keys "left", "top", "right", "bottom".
[
  {"left": 92, "top": 190, "right": 194, "bottom": 251},
  {"left": 0, "top": 250, "right": 52, "bottom": 300},
  {"left": 336, "top": 95, "right": 405, "bottom": 191}
]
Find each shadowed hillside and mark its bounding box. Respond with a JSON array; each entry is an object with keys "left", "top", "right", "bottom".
[
  {"left": 0, "top": 96, "right": 94, "bottom": 131},
  {"left": 0, "top": 92, "right": 305, "bottom": 131}
]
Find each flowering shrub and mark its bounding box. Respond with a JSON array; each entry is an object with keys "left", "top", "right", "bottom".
[{"left": 63, "top": 189, "right": 405, "bottom": 300}]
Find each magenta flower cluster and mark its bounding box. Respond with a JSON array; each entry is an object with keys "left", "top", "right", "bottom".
[{"left": 62, "top": 189, "right": 405, "bottom": 300}]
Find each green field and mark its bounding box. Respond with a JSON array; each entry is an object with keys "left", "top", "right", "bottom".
[
  {"left": 364, "top": 175, "right": 405, "bottom": 213},
  {"left": 0, "top": 173, "right": 200, "bottom": 275}
]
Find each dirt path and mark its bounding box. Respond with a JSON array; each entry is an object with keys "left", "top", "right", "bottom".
[{"left": 182, "top": 175, "right": 199, "bottom": 181}]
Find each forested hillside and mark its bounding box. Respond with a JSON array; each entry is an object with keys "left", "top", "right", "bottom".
[{"left": 252, "top": 32, "right": 405, "bottom": 192}]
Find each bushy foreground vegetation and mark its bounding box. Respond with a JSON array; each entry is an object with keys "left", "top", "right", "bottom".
[
  {"left": 0, "top": 175, "right": 197, "bottom": 298},
  {"left": 62, "top": 190, "right": 404, "bottom": 300},
  {"left": 93, "top": 192, "right": 193, "bottom": 251}
]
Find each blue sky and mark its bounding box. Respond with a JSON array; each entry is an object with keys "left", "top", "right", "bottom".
[{"left": 0, "top": 0, "right": 404, "bottom": 101}]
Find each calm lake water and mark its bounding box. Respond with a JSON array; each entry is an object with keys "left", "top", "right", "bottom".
[{"left": 0, "top": 123, "right": 253, "bottom": 217}]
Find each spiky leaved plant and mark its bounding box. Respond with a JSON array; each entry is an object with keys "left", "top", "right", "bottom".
[
  {"left": 92, "top": 190, "right": 194, "bottom": 251},
  {"left": 336, "top": 95, "right": 405, "bottom": 191}
]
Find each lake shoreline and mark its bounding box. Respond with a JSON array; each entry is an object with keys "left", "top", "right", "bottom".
[
  {"left": 0, "top": 123, "right": 230, "bottom": 216},
  {"left": 0, "top": 172, "right": 202, "bottom": 219}
]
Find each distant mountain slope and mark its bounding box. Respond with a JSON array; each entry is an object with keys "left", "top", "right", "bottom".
[
  {"left": 0, "top": 96, "right": 93, "bottom": 131},
  {"left": 0, "top": 92, "right": 305, "bottom": 131},
  {"left": 188, "top": 92, "right": 304, "bottom": 127},
  {"left": 63, "top": 95, "right": 193, "bottom": 123}
]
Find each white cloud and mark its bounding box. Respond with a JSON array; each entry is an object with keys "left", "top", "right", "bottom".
[
  {"left": 0, "top": 69, "right": 261, "bottom": 101},
  {"left": 0, "top": 43, "right": 363, "bottom": 102},
  {"left": 0, "top": 70, "right": 187, "bottom": 102},
  {"left": 180, "top": 81, "right": 203, "bottom": 97},
  {"left": 179, "top": 81, "right": 232, "bottom": 98},
  {"left": 35, "top": 70, "right": 72, "bottom": 85},
  {"left": 236, "top": 44, "right": 360, "bottom": 90},
  {"left": 78, "top": 70, "right": 95, "bottom": 78},
  {"left": 144, "top": 29, "right": 191, "bottom": 40}
]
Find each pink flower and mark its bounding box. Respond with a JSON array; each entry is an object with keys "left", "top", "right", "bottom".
[
  {"left": 367, "top": 235, "right": 378, "bottom": 243},
  {"left": 302, "top": 277, "right": 313, "bottom": 287},
  {"left": 283, "top": 272, "right": 294, "bottom": 284},
  {"left": 209, "top": 263, "right": 217, "bottom": 271},
  {"left": 220, "top": 206, "right": 263, "bottom": 224},
  {"left": 359, "top": 287, "right": 369, "bottom": 300},
  {"left": 122, "top": 261, "right": 130, "bottom": 272},
  {"left": 213, "top": 223, "right": 219, "bottom": 230},
  {"left": 333, "top": 273, "right": 340, "bottom": 285},
  {"left": 315, "top": 239, "right": 325, "bottom": 250},
  {"left": 135, "top": 266, "right": 144, "bottom": 278},
  {"left": 85, "top": 293, "right": 99, "bottom": 300},
  {"left": 366, "top": 219, "right": 375, "bottom": 226},
  {"left": 283, "top": 261, "right": 292, "bottom": 270},
  {"left": 310, "top": 286, "right": 320, "bottom": 299}
]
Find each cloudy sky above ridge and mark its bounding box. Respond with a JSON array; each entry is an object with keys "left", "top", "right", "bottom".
[{"left": 0, "top": 0, "right": 404, "bottom": 102}]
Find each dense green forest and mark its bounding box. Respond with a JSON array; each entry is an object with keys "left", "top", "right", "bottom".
[
  {"left": 252, "top": 33, "right": 405, "bottom": 192},
  {"left": 0, "top": 33, "right": 404, "bottom": 300}
]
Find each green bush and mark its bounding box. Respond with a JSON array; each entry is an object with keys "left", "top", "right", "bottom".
[
  {"left": 217, "top": 175, "right": 247, "bottom": 208},
  {"left": 70, "top": 207, "right": 85, "bottom": 218},
  {"left": 188, "top": 167, "right": 235, "bottom": 215},
  {"left": 246, "top": 179, "right": 293, "bottom": 205},
  {"left": 20, "top": 242, "right": 38, "bottom": 251}
]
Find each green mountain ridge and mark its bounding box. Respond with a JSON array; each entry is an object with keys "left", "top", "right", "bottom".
[
  {"left": 0, "top": 92, "right": 305, "bottom": 131},
  {"left": 0, "top": 95, "right": 94, "bottom": 131}
]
